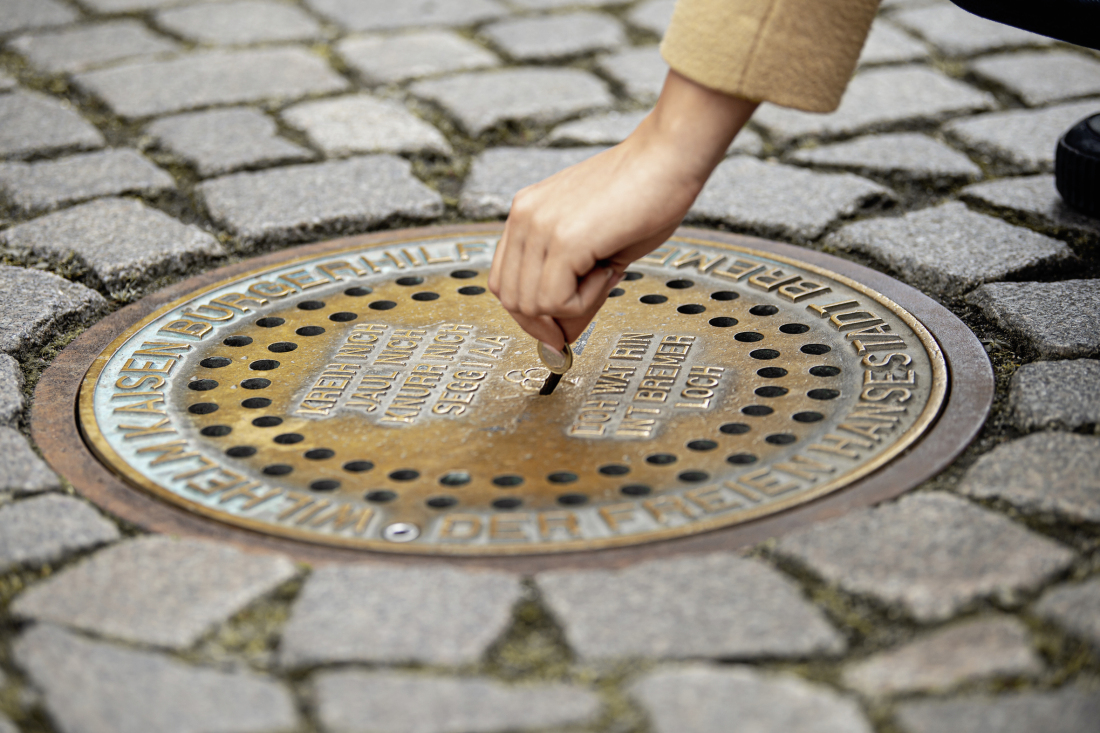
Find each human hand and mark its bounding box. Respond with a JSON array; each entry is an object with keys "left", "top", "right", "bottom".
[{"left": 488, "top": 70, "right": 758, "bottom": 351}]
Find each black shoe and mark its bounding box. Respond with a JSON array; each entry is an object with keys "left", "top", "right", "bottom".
[{"left": 1055, "top": 113, "right": 1100, "bottom": 218}]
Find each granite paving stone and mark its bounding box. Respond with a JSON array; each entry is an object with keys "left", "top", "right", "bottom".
[
  {"left": 752, "top": 67, "right": 996, "bottom": 145},
  {"left": 155, "top": 0, "right": 324, "bottom": 46},
  {"left": 895, "top": 687, "right": 1100, "bottom": 733},
  {"left": 0, "top": 0, "right": 78, "bottom": 37},
  {"left": 630, "top": 666, "right": 872, "bottom": 733},
  {"left": 0, "top": 427, "right": 62, "bottom": 496},
  {"left": 146, "top": 107, "right": 312, "bottom": 177},
  {"left": 775, "top": 492, "right": 1077, "bottom": 622},
  {"left": 958, "top": 433, "right": 1100, "bottom": 523},
  {"left": 0, "top": 198, "right": 224, "bottom": 297},
  {"left": 0, "top": 149, "right": 175, "bottom": 214},
  {"left": 548, "top": 110, "right": 647, "bottom": 145},
  {"left": 599, "top": 45, "right": 667, "bottom": 102},
  {"left": 0, "top": 265, "right": 107, "bottom": 357},
  {"left": 944, "top": 101, "right": 1099, "bottom": 173},
  {"left": 971, "top": 52, "right": 1100, "bottom": 107},
  {"left": 0, "top": 495, "right": 118, "bottom": 571},
  {"left": 628, "top": 0, "right": 676, "bottom": 36},
  {"left": 961, "top": 175, "right": 1100, "bottom": 242},
  {"left": 314, "top": 671, "right": 602, "bottom": 733},
  {"left": 0, "top": 715, "right": 14, "bottom": 733},
  {"left": 512, "top": 0, "right": 625, "bottom": 7},
  {"left": 337, "top": 30, "right": 499, "bottom": 84},
  {"left": 411, "top": 68, "right": 613, "bottom": 136},
  {"left": 858, "top": 21, "right": 930, "bottom": 66},
  {"left": 75, "top": 47, "right": 348, "bottom": 120},
  {"left": 461, "top": 146, "right": 605, "bottom": 218},
  {"left": 537, "top": 553, "right": 845, "bottom": 661},
  {"left": 14, "top": 624, "right": 300, "bottom": 733},
  {"left": 282, "top": 94, "right": 451, "bottom": 157},
  {"left": 966, "top": 280, "right": 1100, "bottom": 359},
  {"left": 12, "top": 536, "right": 297, "bottom": 650},
  {"left": 482, "top": 12, "right": 625, "bottom": 62},
  {"left": 0, "top": 90, "right": 104, "bottom": 159},
  {"left": 0, "top": 71, "right": 13, "bottom": 92},
  {"left": 690, "top": 157, "right": 893, "bottom": 242},
  {"left": 199, "top": 155, "right": 443, "bottom": 246},
  {"left": 280, "top": 563, "right": 521, "bottom": 667},
  {"left": 891, "top": 3, "right": 1054, "bottom": 57},
  {"left": 305, "top": 0, "right": 506, "bottom": 32},
  {"left": 82, "top": 0, "right": 235, "bottom": 9},
  {"left": 842, "top": 617, "right": 1042, "bottom": 697},
  {"left": 1034, "top": 578, "right": 1100, "bottom": 654},
  {"left": 9, "top": 20, "right": 180, "bottom": 74},
  {"left": 0, "top": 354, "right": 24, "bottom": 426},
  {"left": 1006, "top": 360, "right": 1100, "bottom": 432},
  {"left": 789, "top": 133, "right": 981, "bottom": 185},
  {"left": 825, "top": 202, "right": 1074, "bottom": 298}
]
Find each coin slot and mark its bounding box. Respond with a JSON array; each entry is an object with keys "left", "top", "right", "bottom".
[
  {"left": 305, "top": 449, "right": 335, "bottom": 460},
  {"left": 241, "top": 397, "right": 272, "bottom": 409},
  {"left": 226, "top": 446, "right": 256, "bottom": 458},
  {"left": 343, "top": 461, "right": 374, "bottom": 472},
  {"left": 755, "top": 386, "right": 789, "bottom": 398},
  {"left": 256, "top": 317, "right": 284, "bottom": 328},
  {"left": 366, "top": 490, "right": 396, "bottom": 503},
  {"left": 200, "top": 357, "right": 231, "bottom": 368},
  {"left": 757, "top": 367, "right": 788, "bottom": 378},
  {"left": 810, "top": 366, "right": 841, "bottom": 377},
  {"left": 557, "top": 493, "right": 588, "bottom": 506},
  {"left": 223, "top": 336, "right": 253, "bottom": 347},
  {"left": 750, "top": 349, "right": 780, "bottom": 360},
  {"left": 396, "top": 276, "right": 424, "bottom": 286},
  {"left": 458, "top": 286, "right": 485, "bottom": 295},
  {"left": 274, "top": 433, "right": 303, "bottom": 444},
  {"left": 493, "top": 497, "right": 522, "bottom": 509},
  {"left": 296, "top": 326, "right": 326, "bottom": 336},
  {"left": 727, "top": 453, "right": 758, "bottom": 465},
  {"left": 311, "top": 480, "right": 339, "bottom": 492},
  {"left": 427, "top": 496, "right": 458, "bottom": 508},
  {"left": 687, "top": 440, "right": 718, "bottom": 451},
  {"left": 440, "top": 471, "right": 471, "bottom": 486},
  {"left": 677, "top": 304, "right": 706, "bottom": 314},
  {"left": 646, "top": 453, "right": 677, "bottom": 465},
  {"left": 252, "top": 416, "right": 283, "bottom": 427},
  {"left": 492, "top": 474, "right": 523, "bottom": 487},
  {"left": 330, "top": 312, "right": 358, "bottom": 321},
  {"left": 621, "top": 484, "right": 651, "bottom": 496},
  {"left": 640, "top": 294, "right": 667, "bottom": 304},
  {"left": 241, "top": 378, "right": 271, "bottom": 389},
  {"left": 667, "top": 279, "right": 694, "bottom": 289},
  {"left": 719, "top": 422, "right": 750, "bottom": 434},
  {"left": 391, "top": 469, "right": 420, "bottom": 481},
  {"left": 451, "top": 269, "right": 478, "bottom": 279},
  {"left": 808, "top": 388, "right": 840, "bottom": 400},
  {"left": 735, "top": 332, "right": 763, "bottom": 342},
  {"left": 345, "top": 286, "right": 372, "bottom": 296},
  {"left": 679, "top": 470, "right": 708, "bottom": 483},
  {"left": 742, "top": 405, "right": 773, "bottom": 416},
  {"left": 249, "top": 359, "right": 280, "bottom": 370},
  {"left": 188, "top": 403, "right": 218, "bottom": 414},
  {"left": 749, "top": 305, "right": 779, "bottom": 316},
  {"left": 802, "top": 344, "right": 831, "bottom": 355},
  {"left": 412, "top": 292, "right": 439, "bottom": 301},
  {"left": 200, "top": 425, "right": 231, "bottom": 437},
  {"left": 598, "top": 464, "right": 629, "bottom": 476},
  {"left": 188, "top": 379, "right": 218, "bottom": 391},
  {"left": 369, "top": 301, "right": 397, "bottom": 310},
  {"left": 794, "top": 412, "right": 825, "bottom": 423},
  {"left": 766, "top": 433, "right": 797, "bottom": 445},
  {"left": 268, "top": 342, "right": 297, "bottom": 353},
  {"left": 780, "top": 323, "right": 810, "bottom": 334},
  {"left": 709, "top": 317, "right": 737, "bottom": 327},
  {"left": 548, "top": 472, "right": 578, "bottom": 483},
  {"left": 264, "top": 464, "right": 292, "bottom": 475}
]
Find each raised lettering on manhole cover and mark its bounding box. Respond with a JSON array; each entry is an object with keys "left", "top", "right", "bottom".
[{"left": 79, "top": 232, "right": 947, "bottom": 554}]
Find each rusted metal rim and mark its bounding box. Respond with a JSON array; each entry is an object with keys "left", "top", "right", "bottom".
[{"left": 32, "top": 225, "right": 994, "bottom": 571}]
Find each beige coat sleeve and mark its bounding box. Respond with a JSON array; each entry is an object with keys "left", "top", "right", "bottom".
[{"left": 660, "top": 0, "right": 881, "bottom": 112}]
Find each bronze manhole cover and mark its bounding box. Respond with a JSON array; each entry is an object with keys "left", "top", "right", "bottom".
[{"left": 37, "top": 227, "right": 992, "bottom": 562}]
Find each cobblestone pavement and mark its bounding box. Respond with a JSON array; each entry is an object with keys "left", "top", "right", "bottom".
[{"left": 1, "top": 0, "right": 1098, "bottom": 731}]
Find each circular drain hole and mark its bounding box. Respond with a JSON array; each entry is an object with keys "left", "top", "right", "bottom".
[
  {"left": 200, "top": 357, "right": 231, "bottom": 369},
  {"left": 305, "top": 448, "right": 334, "bottom": 460},
  {"left": 678, "top": 304, "right": 706, "bottom": 314},
  {"left": 766, "top": 433, "right": 797, "bottom": 445},
  {"left": 329, "top": 312, "right": 357, "bottom": 321},
  {"left": 344, "top": 461, "right": 374, "bottom": 473},
  {"left": 493, "top": 497, "right": 522, "bottom": 510},
  {"left": 735, "top": 332, "right": 764, "bottom": 342},
  {"left": 493, "top": 474, "right": 523, "bottom": 487},
  {"left": 311, "top": 480, "right": 339, "bottom": 492},
  {"left": 548, "top": 472, "right": 577, "bottom": 484},
  {"left": 274, "top": 433, "right": 302, "bottom": 444},
  {"left": 711, "top": 291, "right": 738, "bottom": 300},
  {"left": 679, "top": 471, "right": 709, "bottom": 483},
  {"left": 451, "top": 269, "right": 478, "bottom": 279},
  {"left": 750, "top": 349, "right": 780, "bottom": 360},
  {"left": 427, "top": 496, "right": 458, "bottom": 509},
  {"left": 720, "top": 422, "right": 750, "bottom": 434},
  {"left": 750, "top": 305, "right": 779, "bottom": 316},
  {"left": 369, "top": 300, "right": 397, "bottom": 310},
  {"left": 345, "top": 286, "right": 372, "bottom": 296},
  {"left": 811, "top": 366, "right": 841, "bottom": 377},
  {"left": 687, "top": 440, "right": 718, "bottom": 451},
  {"left": 599, "top": 464, "right": 629, "bottom": 476},
  {"left": 640, "top": 294, "right": 667, "bottom": 304},
  {"left": 757, "top": 367, "right": 788, "bottom": 378},
  {"left": 366, "top": 490, "right": 397, "bottom": 503},
  {"left": 458, "top": 286, "right": 485, "bottom": 295},
  {"left": 781, "top": 323, "right": 810, "bottom": 334},
  {"left": 268, "top": 342, "right": 297, "bottom": 353},
  {"left": 558, "top": 493, "right": 588, "bottom": 506},
  {"left": 296, "top": 326, "right": 325, "bottom": 337},
  {"left": 709, "top": 317, "right": 737, "bottom": 327},
  {"left": 412, "top": 292, "right": 439, "bottom": 301},
  {"left": 188, "top": 379, "right": 218, "bottom": 391},
  {"left": 241, "top": 378, "right": 270, "bottom": 390},
  {"left": 391, "top": 469, "right": 420, "bottom": 481},
  {"left": 755, "top": 386, "right": 789, "bottom": 398},
  {"left": 608, "top": 288, "right": 625, "bottom": 297},
  {"left": 188, "top": 403, "right": 218, "bottom": 415},
  {"left": 623, "top": 271, "right": 643, "bottom": 281},
  {"left": 297, "top": 300, "right": 325, "bottom": 311},
  {"left": 809, "top": 388, "right": 840, "bottom": 400},
  {"left": 742, "top": 405, "right": 773, "bottom": 417},
  {"left": 382, "top": 523, "right": 419, "bottom": 542},
  {"left": 646, "top": 453, "right": 677, "bottom": 465},
  {"left": 440, "top": 471, "right": 471, "bottom": 486},
  {"left": 223, "top": 336, "right": 252, "bottom": 347},
  {"left": 621, "top": 484, "right": 652, "bottom": 496},
  {"left": 396, "top": 276, "right": 423, "bottom": 286},
  {"left": 794, "top": 411, "right": 825, "bottom": 423},
  {"left": 264, "top": 464, "right": 292, "bottom": 475},
  {"left": 226, "top": 446, "right": 255, "bottom": 458},
  {"left": 802, "top": 344, "right": 831, "bottom": 355},
  {"left": 667, "top": 279, "right": 694, "bottom": 289},
  {"left": 200, "top": 425, "right": 231, "bottom": 437},
  {"left": 727, "top": 453, "right": 758, "bottom": 465},
  {"left": 241, "top": 397, "right": 271, "bottom": 409},
  {"left": 252, "top": 416, "right": 282, "bottom": 428},
  {"left": 250, "top": 359, "right": 280, "bottom": 370},
  {"left": 256, "top": 317, "right": 284, "bottom": 328}
]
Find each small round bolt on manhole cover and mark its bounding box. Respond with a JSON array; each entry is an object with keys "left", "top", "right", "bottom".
[{"left": 36, "top": 226, "right": 992, "bottom": 565}]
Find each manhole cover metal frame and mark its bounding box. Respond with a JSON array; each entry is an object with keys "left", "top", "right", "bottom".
[{"left": 33, "top": 226, "right": 993, "bottom": 571}]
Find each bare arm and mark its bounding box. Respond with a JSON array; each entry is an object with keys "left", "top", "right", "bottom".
[{"left": 487, "top": 70, "right": 758, "bottom": 351}]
